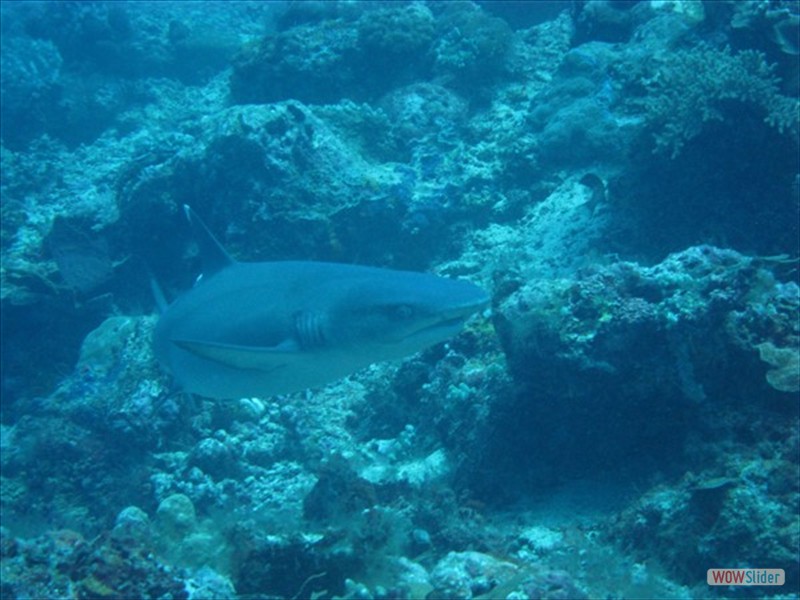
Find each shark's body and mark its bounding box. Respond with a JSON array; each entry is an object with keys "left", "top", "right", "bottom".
[{"left": 153, "top": 207, "right": 488, "bottom": 399}]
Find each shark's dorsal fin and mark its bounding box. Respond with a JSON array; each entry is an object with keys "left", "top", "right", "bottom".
[
  {"left": 183, "top": 205, "right": 235, "bottom": 278},
  {"left": 150, "top": 275, "right": 168, "bottom": 313}
]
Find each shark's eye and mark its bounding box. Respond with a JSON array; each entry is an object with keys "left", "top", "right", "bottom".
[{"left": 389, "top": 304, "right": 414, "bottom": 320}]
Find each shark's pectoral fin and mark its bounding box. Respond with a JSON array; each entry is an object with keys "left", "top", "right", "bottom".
[{"left": 172, "top": 338, "right": 300, "bottom": 372}]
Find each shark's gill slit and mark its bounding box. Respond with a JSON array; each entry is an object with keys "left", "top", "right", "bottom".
[{"left": 294, "top": 310, "right": 326, "bottom": 350}]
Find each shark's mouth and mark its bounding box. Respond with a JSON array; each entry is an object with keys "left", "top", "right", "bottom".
[
  {"left": 435, "top": 314, "right": 470, "bottom": 330},
  {"left": 411, "top": 316, "right": 465, "bottom": 338},
  {"left": 404, "top": 306, "right": 482, "bottom": 342}
]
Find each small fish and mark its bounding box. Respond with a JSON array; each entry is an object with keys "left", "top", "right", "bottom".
[{"left": 153, "top": 206, "right": 489, "bottom": 399}]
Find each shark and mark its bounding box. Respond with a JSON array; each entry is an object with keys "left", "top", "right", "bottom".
[{"left": 153, "top": 206, "right": 489, "bottom": 400}]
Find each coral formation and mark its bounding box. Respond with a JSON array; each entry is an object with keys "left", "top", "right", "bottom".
[
  {"left": 637, "top": 45, "right": 799, "bottom": 157},
  {"left": 1, "top": 1, "right": 797, "bottom": 598}
]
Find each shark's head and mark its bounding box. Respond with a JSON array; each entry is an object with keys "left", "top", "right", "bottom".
[{"left": 329, "top": 270, "right": 489, "bottom": 360}]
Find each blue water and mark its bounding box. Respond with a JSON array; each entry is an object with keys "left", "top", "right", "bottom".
[{"left": 1, "top": 2, "right": 798, "bottom": 599}]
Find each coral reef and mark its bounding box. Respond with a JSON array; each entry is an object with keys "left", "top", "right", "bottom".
[
  {"left": 1, "top": 1, "right": 798, "bottom": 598},
  {"left": 0, "top": 522, "right": 236, "bottom": 600}
]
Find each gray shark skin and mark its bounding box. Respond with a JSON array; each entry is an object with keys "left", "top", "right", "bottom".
[{"left": 153, "top": 206, "right": 489, "bottom": 399}]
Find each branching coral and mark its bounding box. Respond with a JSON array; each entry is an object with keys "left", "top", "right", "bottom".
[{"left": 639, "top": 45, "right": 800, "bottom": 157}]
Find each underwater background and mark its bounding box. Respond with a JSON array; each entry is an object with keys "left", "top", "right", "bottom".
[{"left": 1, "top": 1, "right": 798, "bottom": 598}]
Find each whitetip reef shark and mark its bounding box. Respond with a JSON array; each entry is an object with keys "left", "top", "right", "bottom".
[{"left": 153, "top": 206, "right": 489, "bottom": 399}]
